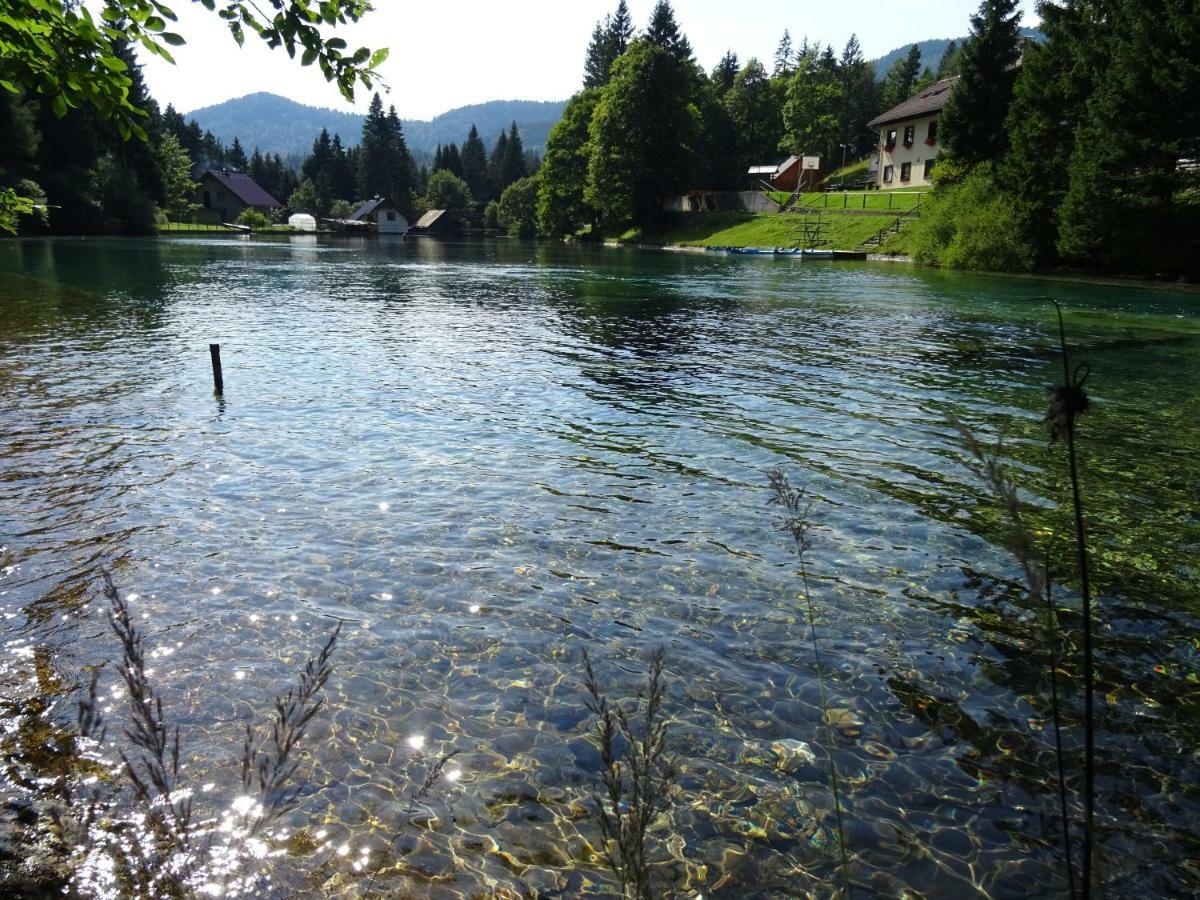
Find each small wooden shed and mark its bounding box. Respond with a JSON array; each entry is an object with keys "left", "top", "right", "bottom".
[{"left": 350, "top": 197, "right": 408, "bottom": 234}]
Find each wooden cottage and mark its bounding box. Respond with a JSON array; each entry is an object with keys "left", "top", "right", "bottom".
[
  {"left": 410, "top": 209, "right": 454, "bottom": 236},
  {"left": 349, "top": 196, "right": 408, "bottom": 234},
  {"left": 194, "top": 169, "right": 282, "bottom": 223}
]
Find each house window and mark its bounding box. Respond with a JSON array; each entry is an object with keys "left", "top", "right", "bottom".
[
  {"left": 926, "top": 120, "right": 938, "bottom": 144},
  {"left": 924, "top": 159, "right": 936, "bottom": 180},
  {"left": 883, "top": 165, "right": 894, "bottom": 184},
  {"left": 885, "top": 128, "right": 897, "bottom": 150},
  {"left": 900, "top": 162, "right": 912, "bottom": 182},
  {"left": 386, "top": 211, "right": 396, "bottom": 221},
  {"left": 903, "top": 125, "right": 915, "bottom": 146},
  {"left": 202, "top": 190, "right": 211, "bottom": 208}
]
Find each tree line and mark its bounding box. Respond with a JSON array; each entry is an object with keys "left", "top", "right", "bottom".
[
  {"left": 530, "top": 0, "right": 961, "bottom": 238},
  {"left": 912, "top": 0, "right": 1199, "bottom": 275}
]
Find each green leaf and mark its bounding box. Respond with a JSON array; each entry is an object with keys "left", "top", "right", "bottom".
[
  {"left": 0, "top": 80, "right": 17, "bottom": 94},
  {"left": 51, "top": 93, "right": 66, "bottom": 117},
  {"left": 368, "top": 47, "right": 388, "bottom": 69},
  {"left": 145, "top": 16, "right": 166, "bottom": 33},
  {"left": 301, "top": 47, "right": 318, "bottom": 66},
  {"left": 161, "top": 32, "right": 185, "bottom": 46}
]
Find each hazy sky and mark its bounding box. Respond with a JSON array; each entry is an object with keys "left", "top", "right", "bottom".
[{"left": 139, "top": 0, "right": 1041, "bottom": 120}]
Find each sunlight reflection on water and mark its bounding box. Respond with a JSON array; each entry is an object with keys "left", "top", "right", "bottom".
[{"left": 0, "top": 237, "right": 1198, "bottom": 896}]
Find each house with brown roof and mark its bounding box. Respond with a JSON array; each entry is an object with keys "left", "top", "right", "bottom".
[
  {"left": 867, "top": 76, "right": 957, "bottom": 189},
  {"left": 194, "top": 169, "right": 282, "bottom": 223}
]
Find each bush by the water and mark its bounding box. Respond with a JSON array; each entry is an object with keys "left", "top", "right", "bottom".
[
  {"left": 235, "top": 208, "right": 270, "bottom": 230},
  {"left": 908, "top": 163, "right": 1034, "bottom": 273}
]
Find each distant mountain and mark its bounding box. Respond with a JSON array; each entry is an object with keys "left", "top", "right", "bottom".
[
  {"left": 868, "top": 27, "right": 1043, "bottom": 79},
  {"left": 184, "top": 92, "right": 567, "bottom": 162}
]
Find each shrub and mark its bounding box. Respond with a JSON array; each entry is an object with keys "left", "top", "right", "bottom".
[
  {"left": 424, "top": 170, "right": 473, "bottom": 231},
  {"left": 328, "top": 199, "right": 355, "bottom": 220},
  {"left": 483, "top": 200, "right": 500, "bottom": 231},
  {"left": 235, "top": 208, "right": 270, "bottom": 230},
  {"left": 497, "top": 174, "right": 541, "bottom": 237},
  {"left": 908, "top": 164, "right": 1034, "bottom": 272}
]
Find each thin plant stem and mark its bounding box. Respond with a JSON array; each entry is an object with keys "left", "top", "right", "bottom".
[
  {"left": 1051, "top": 300, "right": 1095, "bottom": 897},
  {"left": 1045, "top": 567, "right": 1077, "bottom": 899},
  {"left": 768, "top": 471, "right": 851, "bottom": 897}
]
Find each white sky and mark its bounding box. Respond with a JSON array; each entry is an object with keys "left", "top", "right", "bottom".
[{"left": 138, "top": 1, "right": 1041, "bottom": 120}]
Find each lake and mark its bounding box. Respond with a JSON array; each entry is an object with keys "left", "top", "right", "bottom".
[{"left": 1, "top": 236, "right": 1197, "bottom": 897}]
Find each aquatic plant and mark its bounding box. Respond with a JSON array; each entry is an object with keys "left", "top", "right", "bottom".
[
  {"left": 582, "top": 646, "right": 677, "bottom": 900},
  {"left": 767, "top": 469, "right": 852, "bottom": 897},
  {"left": 48, "top": 573, "right": 341, "bottom": 898}
]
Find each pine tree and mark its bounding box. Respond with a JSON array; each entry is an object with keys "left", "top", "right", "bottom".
[
  {"left": 584, "top": 17, "right": 615, "bottom": 88},
  {"left": 501, "top": 121, "right": 527, "bottom": 189},
  {"left": 773, "top": 30, "right": 794, "bottom": 77},
  {"left": 879, "top": 45, "right": 922, "bottom": 111},
  {"left": 441, "top": 142, "right": 463, "bottom": 178},
  {"left": 610, "top": 0, "right": 634, "bottom": 53},
  {"left": 384, "top": 105, "right": 416, "bottom": 214},
  {"left": 460, "top": 124, "right": 491, "bottom": 203},
  {"left": 1056, "top": 0, "right": 1200, "bottom": 271},
  {"left": 937, "top": 39, "right": 961, "bottom": 78},
  {"left": 646, "top": 1, "right": 691, "bottom": 62},
  {"left": 940, "top": 0, "right": 1022, "bottom": 167},
  {"left": 584, "top": 2, "right": 635, "bottom": 89},
  {"left": 488, "top": 130, "right": 508, "bottom": 196},
  {"left": 838, "top": 35, "right": 877, "bottom": 159},
  {"left": 356, "top": 92, "right": 388, "bottom": 200},
  {"left": 228, "top": 136, "right": 248, "bottom": 170},
  {"left": 1002, "top": 0, "right": 1105, "bottom": 264},
  {"left": 712, "top": 51, "right": 739, "bottom": 95}
]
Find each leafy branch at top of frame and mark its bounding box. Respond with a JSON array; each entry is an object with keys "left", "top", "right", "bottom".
[{"left": 0, "top": 0, "right": 388, "bottom": 141}]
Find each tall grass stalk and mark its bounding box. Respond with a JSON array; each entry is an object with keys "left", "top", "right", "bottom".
[
  {"left": 1046, "top": 300, "right": 1094, "bottom": 896},
  {"left": 767, "top": 470, "right": 852, "bottom": 897},
  {"left": 949, "top": 418, "right": 1076, "bottom": 896},
  {"left": 582, "top": 647, "right": 676, "bottom": 900},
  {"left": 57, "top": 573, "right": 342, "bottom": 897}
]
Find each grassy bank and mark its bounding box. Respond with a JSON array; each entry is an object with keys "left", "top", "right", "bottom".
[{"left": 620, "top": 209, "right": 914, "bottom": 253}]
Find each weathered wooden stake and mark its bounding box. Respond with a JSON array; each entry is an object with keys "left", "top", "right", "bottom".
[{"left": 209, "top": 343, "right": 224, "bottom": 395}]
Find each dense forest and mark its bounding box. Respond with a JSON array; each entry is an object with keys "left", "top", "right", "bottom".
[
  {"left": 0, "top": 43, "right": 537, "bottom": 234},
  {"left": 530, "top": 0, "right": 963, "bottom": 239}
]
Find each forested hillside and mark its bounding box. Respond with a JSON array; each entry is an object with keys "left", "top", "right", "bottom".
[{"left": 184, "top": 93, "right": 566, "bottom": 161}]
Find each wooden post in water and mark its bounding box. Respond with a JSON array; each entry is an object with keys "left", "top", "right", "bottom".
[{"left": 209, "top": 343, "right": 224, "bottom": 395}]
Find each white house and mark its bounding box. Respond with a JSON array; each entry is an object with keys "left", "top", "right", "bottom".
[
  {"left": 350, "top": 197, "right": 408, "bottom": 234},
  {"left": 866, "top": 76, "right": 957, "bottom": 189}
]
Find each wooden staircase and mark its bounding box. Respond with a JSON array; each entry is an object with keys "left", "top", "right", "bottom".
[{"left": 860, "top": 206, "right": 920, "bottom": 249}]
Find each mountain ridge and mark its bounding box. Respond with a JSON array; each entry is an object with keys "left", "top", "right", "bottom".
[{"left": 184, "top": 93, "right": 566, "bottom": 162}]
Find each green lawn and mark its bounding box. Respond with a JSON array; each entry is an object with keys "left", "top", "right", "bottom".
[
  {"left": 623, "top": 210, "right": 915, "bottom": 251},
  {"left": 158, "top": 222, "right": 300, "bottom": 233}
]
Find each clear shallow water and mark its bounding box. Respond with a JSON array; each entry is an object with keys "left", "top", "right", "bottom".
[{"left": 1, "top": 236, "right": 1198, "bottom": 897}]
